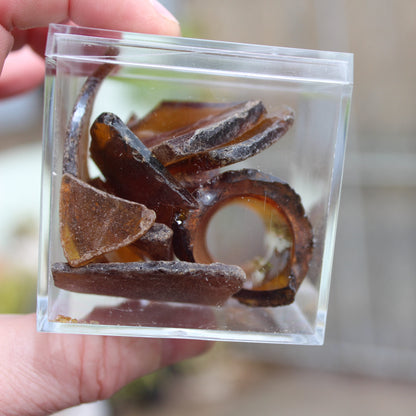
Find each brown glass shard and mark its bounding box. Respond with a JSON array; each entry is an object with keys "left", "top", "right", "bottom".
[
  {"left": 132, "top": 223, "right": 174, "bottom": 260},
  {"left": 85, "top": 300, "right": 217, "bottom": 330},
  {"left": 63, "top": 62, "right": 116, "bottom": 181},
  {"left": 86, "top": 176, "right": 118, "bottom": 194},
  {"left": 90, "top": 112, "right": 197, "bottom": 225},
  {"left": 97, "top": 245, "right": 145, "bottom": 263},
  {"left": 97, "top": 223, "right": 174, "bottom": 262},
  {"left": 60, "top": 173, "right": 156, "bottom": 267},
  {"left": 168, "top": 107, "right": 294, "bottom": 176},
  {"left": 87, "top": 176, "right": 109, "bottom": 191},
  {"left": 129, "top": 100, "right": 257, "bottom": 143},
  {"left": 52, "top": 260, "right": 246, "bottom": 306},
  {"left": 173, "top": 169, "right": 313, "bottom": 307},
  {"left": 130, "top": 100, "right": 266, "bottom": 166}
]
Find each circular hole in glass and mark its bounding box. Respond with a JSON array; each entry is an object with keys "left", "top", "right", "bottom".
[
  {"left": 205, "top": 201, "right": 267, "bottom": 266},
  {"left": 205, "top": 197, "right": 293, "bottom": 289}
]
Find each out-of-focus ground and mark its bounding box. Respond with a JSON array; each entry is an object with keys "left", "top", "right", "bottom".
[
  {"left": 1, "top": 0, "right": 416, "bottom": 415},
  {"left": 103, "top": 344, "right": 416, "bottom": 416}
]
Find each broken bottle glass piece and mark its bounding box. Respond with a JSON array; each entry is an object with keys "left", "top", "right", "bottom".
[
  {"left": 173, "top": 169, "right": 313, "bottom": 307},
  {"left": 127, "top": 100, "right": 242, "bottom": 140},
  {"left": 168, "top": 107, "right": 294, "bottom": 177},
  {"left": 52, "top": 260, "right": 246, "bottom": 306},
  {"left": 132, "top": 223, "right": 174, "bottom": 260},
  {"left": 138, "top": 100, "right": 266, "bottom": 166},
  {"left": 59, "top": 173, "right": 156, "bottom": 267},
  {"left": 63, "top": 62, "right": 116, "bottom": 181},
  {"left": 128, "top": 100, "right": 264, "bottom": 148},
  {"left": 99, "top": 223, "right": 175, "bottom": 262},
  {"left": 90, "top": 111, "right": 198, "bottom": 225}
]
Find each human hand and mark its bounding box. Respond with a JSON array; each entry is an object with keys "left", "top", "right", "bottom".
[
  {"left": 0, "top": 2, "right": 211, "bottom": 415},
  {"left": 0, "top": 313, "right": 209, "bottom": 415},
  {"left": 0, "top": 0, "right": 181, "bottom": 97}
]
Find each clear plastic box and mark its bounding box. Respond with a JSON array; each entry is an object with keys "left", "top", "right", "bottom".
[{"left": 37, "top": 24, "right": 353, "bottom": 344}]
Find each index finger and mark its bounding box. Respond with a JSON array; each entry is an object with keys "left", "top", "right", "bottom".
[
  {"left": 0, "top": 0, "right": 180, "bottom": 36},
  {"left": 0, "top": 0, "right": 180, "bottom": 97}
]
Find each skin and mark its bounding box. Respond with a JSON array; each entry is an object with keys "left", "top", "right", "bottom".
[
  {"left": 0, "top": 0, "right": 181, "bottom": 97},
  {"left": 0, "top": 1, "right": 211, "bottom": 415}
]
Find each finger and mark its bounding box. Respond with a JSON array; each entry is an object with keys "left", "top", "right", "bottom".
[
  {"left": 0, "top": 0, "right": 180, "bottom": 96},
  {"left": 0, "top": 46, "right": 44, "bottom": 98},
  {"left": 0, "top": 0, "right": 180, "bottom": 36},
  {"left": 0, "top": 314, "right": 210, "bottom": 416},
  {"left": 11, "top": 27, "right": 49, "bottom": 55},
  {"left": 0, "top": 23, "right": 13, "bottom": 72}
]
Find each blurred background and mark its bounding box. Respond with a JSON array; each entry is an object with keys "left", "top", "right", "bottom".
[{"left": 1, "top": 0, "right": 415, "bottom": 414}]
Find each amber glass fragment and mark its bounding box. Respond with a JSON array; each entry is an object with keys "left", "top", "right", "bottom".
[
  {"left": 59, "top": 173, "right": 156, "bottom": 267},
  {"left": 130, "top": 100, "right": 266, "bottom": 166},
  {"left": 63, "top": 62, "right": 116, "bottom": 181},
  {"left": 95, "top": 245, "right": 145, "bottom": 263},
  {"left": 168, "top": 107, "right": 294, "bottom": 176},
  {"left": 98, "top": 223, "right": 174, "bottom": 262},
  {"left": 86, "top": 300, "right": 217, "bottom": 330},
  {"left": 87, "top": 176, "right": 117, "bottom": 194},
  {"left": 132, "top": 223, "right": 174, "bottom": 260},
  {"left": 128, "top": 100, "right": 235, "bottom": 139},
  {"left": 173, "top": 169, "right": 313, "bottom": 307},
  {"left": 52, "top": 260, "right": 246, "bottom": 306},
  {"left": 83, "top": 181, "right": 174, "bottom": 261},
  {"left": 129, "top": 100, "right": 258, "bottom": 143},
  {"left": 90, "top": 112, "right": 197, "bottom": 225}
]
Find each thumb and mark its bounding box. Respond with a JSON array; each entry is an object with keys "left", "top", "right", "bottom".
[
  {"left": 0, "top": 46, "right": 44, "bottom": 98},
  {"left": 0, "top": 314, "right": 210, "bottom": 416}
]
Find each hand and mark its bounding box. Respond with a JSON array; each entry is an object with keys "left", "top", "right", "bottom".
[
  {"left": 0, "top": 2, "right": 211, "bottom": 415},
  {"left": 0, "top": 0, "right": 181, "bottom": 97},
  {"left": 0, "top": 314, "right": 209, "bottom": 415}
]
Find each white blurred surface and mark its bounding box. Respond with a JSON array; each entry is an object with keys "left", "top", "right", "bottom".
[{"left": 52, "top": 400, "right": 111, "bottom": 416}]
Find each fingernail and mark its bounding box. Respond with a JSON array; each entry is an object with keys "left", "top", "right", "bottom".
[{"left": 150, "top": 0, "right": 179, "bottom": 25}]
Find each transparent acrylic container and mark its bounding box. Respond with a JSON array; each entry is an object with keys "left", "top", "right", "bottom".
[{"left": 37, "top": 24, "right": 353, "bottom": 345}]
